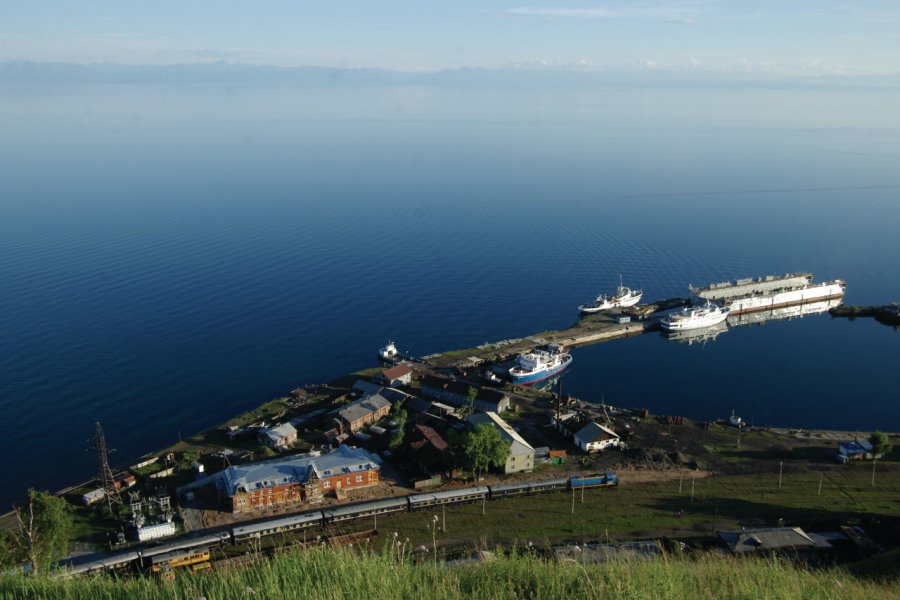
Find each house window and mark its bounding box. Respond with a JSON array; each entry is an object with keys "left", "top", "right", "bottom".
[
  {"left": 368, "top": 472, "right": 376, "bottom": 482},
  {"left": 323, "top": 481, "right": 331, "bottom": 489},
  {"left": 355, "top": 475, "right": 363, "bottom": 483}
]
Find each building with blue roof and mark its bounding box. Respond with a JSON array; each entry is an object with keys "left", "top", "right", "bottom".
[{"left": 217, "top": 446, "right": 381, "bottom": 513}]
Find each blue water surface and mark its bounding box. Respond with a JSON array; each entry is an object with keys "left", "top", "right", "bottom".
[{"left": 0, "top": 83, "right": 898, "bottom": 509}]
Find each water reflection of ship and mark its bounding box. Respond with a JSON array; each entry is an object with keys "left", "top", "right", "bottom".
[
  {"left": 664, "top": 320, "right": 728, "bottom": 345},
  {"left": 726, "top": 298, "right": 842, "bottom": 328}
]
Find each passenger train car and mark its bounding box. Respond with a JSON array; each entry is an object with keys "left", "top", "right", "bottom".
[{"left": 60, "top": 472, "right": 618, "bottom": 577}]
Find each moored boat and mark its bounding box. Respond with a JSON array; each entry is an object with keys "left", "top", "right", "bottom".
[
  {"left": 579, "top": 276, "right": 643, "bottom": 314},
  {"left": 509, "top": 345, "right": 573, "bottom": 385},
  {"left": 660, "top": 301, "right": 730, "bottom": 331},
  {"left": 690, "top": 273, "right": 845, "bottom": 316}
]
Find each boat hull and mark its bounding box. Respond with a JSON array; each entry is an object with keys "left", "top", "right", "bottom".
[
  {"left": 510, "top": 355, "right": 573, "bottom": 385},
  {"left": 722, "top": 283, "right": 845, "bottom": 315},
  {"left": 661, "top": 308, "right": 730, "bottom": 331}
]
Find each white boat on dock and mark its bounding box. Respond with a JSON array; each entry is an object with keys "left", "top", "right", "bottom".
[
  {"left": 579, "top": 276, "right": 643, "bottom": 314},
  {"left": 660, "top": 301, "right": 730, "bottom": 331}
]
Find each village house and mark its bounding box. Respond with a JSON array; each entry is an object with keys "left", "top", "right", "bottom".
[
  {"left": 467, "top": 411, "right": 534, "bottom": 474},
  {"left": 257, "top": 422, "right": 298, "bottom": 449},
  {"left": 338, "top": 393, "right": 392, "bottom": 433},
  {"left": 836, "top": 439, "right": 881, "bottom": 463},
  {"left": 408, "top": 424, "right": 453, "bottom": 476},
  {"left": 379, "top": 363, "right": 414, "bottom": 387},
  {"left": 574, "top": 422, "right": 621, "bottom": 453},
  {"left": 553, "top": 412, "right": 621, "bottom": 453},
  {"left": 218, "top": 446, "right": 381, "bottom": 513},
  {"left": 421, "top": 374, "right": 510, "bottom": 413}
]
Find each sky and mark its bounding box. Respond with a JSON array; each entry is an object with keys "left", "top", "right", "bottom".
[{"left": 2, "top": 1, "right": 900, "bottom": 76}]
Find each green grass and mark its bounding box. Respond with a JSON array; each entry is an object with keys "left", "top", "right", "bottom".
[
  {"left": 2, "top": 547, "right": 897, "bottom": 599},
  {"left": 325, "top": 469, "right": 900, "bottom": 548}
]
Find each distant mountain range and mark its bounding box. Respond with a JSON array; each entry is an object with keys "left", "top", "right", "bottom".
[{"left": 1, "top": 61, "right": 898, "bottom": 89}]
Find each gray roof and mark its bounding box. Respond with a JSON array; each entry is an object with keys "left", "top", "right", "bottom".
[
  {"left": 220, "top": 446, "right": 380, "bottom": 496},
  {"left": 575, "top": 421, "right": 619, "bottom": 444},
  {"left": 259, "top": 422, "right": 297, "bottom": 443},
  {"left": 719, "top": 527, "right": 831, "bottom": 553},
  {"left": 467, "top": 412, "right": 533, "bottom": 457},
  {"left": 339, "top": 393, "right": 392, "bottom": 424},
  {"left": 352, "top": 379, "right": 383, "bottom": 396}
]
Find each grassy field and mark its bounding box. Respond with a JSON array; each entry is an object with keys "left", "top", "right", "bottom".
[
  {"left": 2, "top": 547, "right": 898, "bottom": 599},
  {"left": 321, "top": 468, "right": 900, "bottom": 548}
]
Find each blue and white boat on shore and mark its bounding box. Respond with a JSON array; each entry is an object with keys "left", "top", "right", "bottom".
[{"left": 508, "top": 345, "right": 573, "bottom": 385}]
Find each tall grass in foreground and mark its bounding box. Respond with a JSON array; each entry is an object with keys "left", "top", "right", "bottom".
[{"left": 1, "top": 547, "right": 897, "bottom": 600}]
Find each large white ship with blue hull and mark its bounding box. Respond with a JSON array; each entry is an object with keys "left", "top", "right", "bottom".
[{"left": 509, "top": 347, "right": 573, "bottom": 386}]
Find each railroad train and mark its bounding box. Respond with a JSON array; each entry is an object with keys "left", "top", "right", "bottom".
[{"left": 62, "top": 472, "right": 618, "bottom": 577}]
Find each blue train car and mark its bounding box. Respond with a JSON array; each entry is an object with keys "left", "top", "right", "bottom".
[{"left": 569, "top": 472, "right": 619, "bottom": 489}]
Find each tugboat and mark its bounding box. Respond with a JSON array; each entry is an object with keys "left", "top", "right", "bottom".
[
  {"left": 508, "top": 344, "right": 573, "bottom": 386},
  {"left": 579, "top": 276, "right": 643, "bottom": 314},
  {"left": 378, "top": 341, "right": 399, "bottom": 361}
]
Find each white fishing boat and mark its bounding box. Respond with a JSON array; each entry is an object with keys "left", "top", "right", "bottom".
[{"left": 579, "top": 276, "right": 643, "bottom": 314}]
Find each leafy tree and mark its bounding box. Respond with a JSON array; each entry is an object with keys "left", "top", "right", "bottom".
[
  {"left": 6, "top": 489, "right": 72, "bottom": 575},
  {"left": 389, "top": 408, "right": 408, "bottom": 449},
  {"left": 870, "top": 431, "right": 893, "bottom": 458},
  {"left": 462, "top": 424, "right": 511, "bottom": 479}
]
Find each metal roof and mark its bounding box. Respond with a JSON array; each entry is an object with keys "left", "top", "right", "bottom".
[
  {"left": 718, "top": 527, "right": 831, "bottom": 553},
  {"left": 339, "top": 393, "right": 391, "bottom": 424},
  {"left": 221, "top": 446, "right": 380, "bottom": 496},
  {"left": 467, "top": 411, "right": 533, "bottom": 455},
  {"left": 575, "top": 421, "right": 619, "bottom": 444}
]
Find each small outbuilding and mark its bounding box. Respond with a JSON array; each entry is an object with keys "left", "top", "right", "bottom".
[
  {"left": 574, "top": 422, "right": 621, "bottom": 453},
  {"left": 258, "top": 423, "right": 298, "bottom": 449}
]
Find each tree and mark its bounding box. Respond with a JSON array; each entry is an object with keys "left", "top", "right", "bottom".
[
  {"left": 870, "top": 431, "right": 893, "bottom": 458},
  {"left": 869, "top": 431, "right": 893, "bottom": 487},
  {"left": 6, "top": 489, "right": 72, "bottom": 575},
  {"left": 462, "top": 424, "right": 511, "bottom": 479},
  {"left": 389, "top": 408, "right": 408, "bottom": 449}
]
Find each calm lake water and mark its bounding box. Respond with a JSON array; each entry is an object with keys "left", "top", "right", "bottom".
[{"left": 1, "top": 83, "right": 898, "bottom": 509}]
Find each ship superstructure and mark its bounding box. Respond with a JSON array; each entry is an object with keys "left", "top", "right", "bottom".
[
  {"left": 579, "top": 276, "right": 643, "bottom": 314},
  {"left": 690, "top": 273, "right": 844, "bottom": 316},
  {"left": 660, "top": 301, "right": 730, "bottom": 331}
]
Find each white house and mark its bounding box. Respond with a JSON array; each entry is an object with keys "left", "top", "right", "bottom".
[
  {"left": 258, "top": 422, "right": 298, "bottom": 449},
  {"left": 574, "top": 422, "right": 621, "bottom": 453}
]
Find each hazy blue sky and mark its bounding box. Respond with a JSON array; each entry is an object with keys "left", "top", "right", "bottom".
[{"left": 2, "top": 1, "right": 899, "bottom": 75}]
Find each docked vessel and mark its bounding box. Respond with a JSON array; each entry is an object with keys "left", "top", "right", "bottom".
[
  {"left": 665, "top": 320, "right": 728, "bottom": 345},
  {"left": 660, "top": 301, "right": 730, "bottom": 331},
  {"left": 378, "top": 341, "right": 398, "bottom": 361},
  {"left": 579, "top": 276, "right": 643, "bottom": 314},
  {"left": 726, "top": 297, "right": 842, "bottom": 328},
  {"left": 508, "top": 345, "right": 573, "bottom": 385},
  {"left": 690, "top": 273, "right": 845, "bottom": 316}
]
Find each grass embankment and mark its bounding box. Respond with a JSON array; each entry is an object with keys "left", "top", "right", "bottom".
[
  {"left": 2, "top": 548, "right": 898, "bottom": 600},
  {"left": 323, "top": 468, "right": 900, "bottom": 548}
]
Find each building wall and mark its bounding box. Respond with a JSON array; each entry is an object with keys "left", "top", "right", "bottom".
[
  {"left": 345, "top": 405, "right": 390, "bottom": 432},
  {"left": 319, "top": 469, "right": 379, "bottom": 492},
  {"left": 504, "top": 452, "right": 534, "bottom": 474},
  {"left": 231, "top": 482, "right": 303, "bottom": 513}
]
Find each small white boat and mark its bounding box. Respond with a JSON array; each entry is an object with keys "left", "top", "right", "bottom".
[
  {"left": 378, "top": 341, "right": 398, "bottom": 361},
  {"left": 660, "top": 301, "right": 730, "bottom": 331},
  {"left": 579, "top": 276, "right": 643, "bottom": 314}
]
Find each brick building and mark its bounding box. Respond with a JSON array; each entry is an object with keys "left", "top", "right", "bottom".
[{"left": 219, "top": 446, "right": 381, "bottom": 513}]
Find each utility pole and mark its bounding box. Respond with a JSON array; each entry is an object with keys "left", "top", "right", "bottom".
[
  {"left": 872, "top": 457, "right": 877, "bottom": 487},
  {"left": 94, "top": 422, "right": 122, "bottom": 511},
  {"left": 581, "top": 484, "right": 585, "bottom": 503},
  {"left": 442, "top": 506, "right": 446, "bottom": 532},
  {"left": 571, "top": 487, "right": 575, "bottom": 514},
  {"left": 690, "top": 476, "right": 695, "bottom": 503},
  {"left": 818, "top": 472, "right": 823, "bottom": 497},
  {"left": 779, "top": 461, "right": 783, "bottom": 489},
  {"left": 679, "top": 472, "right": 683, "bottom": 495}
]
